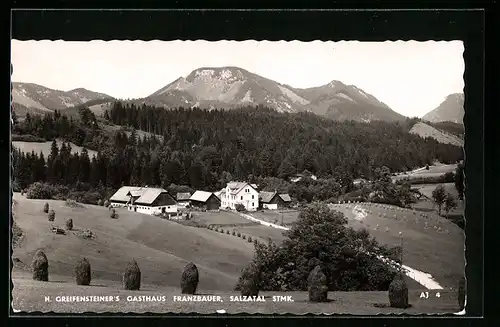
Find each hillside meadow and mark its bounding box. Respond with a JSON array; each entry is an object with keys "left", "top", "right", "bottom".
[
  {"left": 12, "top": 140, "right": 98, "bottom": 158},
  {"left": 11, "top": 194, "right": 463, "bottom": 314},
  {"left": 242, "top": 202, "right": 464, "bottom": 290},
  {"left": 391, "top": 163, "right": 457, "bottom": 182},
  {"left": 11, "top": 193, "right": 254, "bottom": 291}
]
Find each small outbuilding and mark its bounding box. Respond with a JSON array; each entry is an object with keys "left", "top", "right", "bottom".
[
  {"left": 176, "top": 192, "right": 192, "bottom": 206},
  {"left": 259, "top": 191, "right": 292, "bottom": 210},
  {"left": 189, "top": 191, "right": 221, "bottom": 211}
]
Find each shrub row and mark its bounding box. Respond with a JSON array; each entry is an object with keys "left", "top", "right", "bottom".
[
  {"left": 26, "top": 182, "right": 112, "bottom": 206},
  {"left": 205, "top": 225, "right": 257, "bottom": 245}
]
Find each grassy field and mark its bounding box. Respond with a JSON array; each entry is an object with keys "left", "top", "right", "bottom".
[
  {"left": 11, "top": 193, "right": 254, "bottom": 292},
  {"left": 392, "top": 163, "right": 457, "bottom": 182},
  {"left": 250, "top": 210, "right": 301, "bottom": 225},
  {"left": 190, "top": 211, "right": 258, "bottom": 227},
  {"left": 11, "top": 271, "right": 460, "bottom": 314},
  {"left": 12, "top": 140, "right": 98, "bottom": 158},
  {"left": 329, "top": 202, "right": 464, "bottom": 289}
]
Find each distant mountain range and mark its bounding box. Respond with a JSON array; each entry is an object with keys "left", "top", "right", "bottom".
[
  {"left": 422, "top": 93, "right": 464, "bottom": 125},
  {"left": 11, "top": 82, "right": 114, "bottom": 117},
  {"left": 141, "top": 67, "right": 405, "bottom": 122},
  {"left": 12, "top": 67, "right": 405, "bottom": 123}
]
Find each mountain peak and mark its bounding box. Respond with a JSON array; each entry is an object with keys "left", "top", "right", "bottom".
[
  {"left": 144, "top": 66, "right": 405, "bottom": 121},
  {"left": 422, "top": 93, "right": 464, "bottom": 124}
]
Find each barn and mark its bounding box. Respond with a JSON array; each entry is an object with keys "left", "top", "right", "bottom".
[
  {"left": 259, "top": 191, "right": 292, "bottom": 210},
  {"left": 176, "top": 192, "right": 192, "bottom": 207},
  {"left": 189, "top": 191, "right": 221, "bottom": 210},
  {"left": 109, "top": 186, "right": 177, "bottom": 215}
]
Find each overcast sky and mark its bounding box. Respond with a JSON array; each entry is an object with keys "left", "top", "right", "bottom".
[{"left": 11, "top": 40, "right": 464, "bottom": 117}]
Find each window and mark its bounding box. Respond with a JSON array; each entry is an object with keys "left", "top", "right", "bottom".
[
  {"left": 252, "top": 203, "right": 254, "bottom": 207},
  {"left": 252, "top": 195, "right": 254, "bottom": 199},
  {"left": 241, "top": 196, "right": 243, "bottom": 200}
]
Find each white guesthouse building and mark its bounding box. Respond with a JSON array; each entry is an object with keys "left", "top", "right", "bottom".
[
  {"left": 220, "top": 181, "right": 259, "bottom": 211},
  {"left": 109, "top": 186, "right": 178, "bottom": 215}
]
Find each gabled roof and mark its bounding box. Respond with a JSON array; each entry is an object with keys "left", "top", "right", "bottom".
[
  {"left": 259, "top": 191, "right": 277, "bottom": 203},
  {"left": 110, "top": 186, "right": 171, "bottom": 205},
  {"left": 176, "top": 192, "right": 191, "bottom": 201},
  {"left": 279, "top": 194, "right": 292, "bottom": 202},
  {"left": 135, "top": 188, "right": 169, "bottom": 205},
  {"left": 190, "top": 190, "right": 215, "bottom": 203},
  {"left": 110, "top": 186, "right": 143, "bottom": 202},
  {"left": 227, "top": 181, "right": 257, "bottom": 195}
]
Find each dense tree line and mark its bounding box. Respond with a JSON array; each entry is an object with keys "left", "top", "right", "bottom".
[
  {"left": 12, "top": 103, "right": 463, "bottom": 196},
  {"left": 106, "top": 102, "right": 463, "bottom": 179}
]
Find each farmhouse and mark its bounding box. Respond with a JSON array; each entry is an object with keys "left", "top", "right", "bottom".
[
  {"left": 189, "top": 191, "right": 221, "bottom": 210},
  {"left": 221, "top": 181, "right": 259, "bottom": 211},
  {"left": 109, "top": 186, "right": 177, "bottom": 215},
  {"left": 176, "top": 192, "right": 192, "bottom": 206},
  {"left": 259, "top": 191, "right": 292, "bottom": 210}
]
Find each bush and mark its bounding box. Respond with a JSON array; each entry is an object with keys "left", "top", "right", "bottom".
[
  {"left": 104, "top": 200, "right": 110, "bottom": 207},
  {"left": 48, "top": 209, "right": 55, "bottom": 222},
  {"left": 43, "top": 202, "right": 49, "bottom": 213},
  {"left": 65, "top": 199, "right": 83, "bottom": 208},
  {"left": 235, "top": 203, "right": 246, "bottom": 212},
  {"left": 123, "top": 259, "right": 141, "bottom": 290},
  {"left": 248, "top": 236, "right": 253, "bottom": 243},
  {"left": 237, "top": 232, "right": 241, "bottom": 237},
  {"left": 458, "top": 276, "right": 466, "bottom": 310},
  {"left": 232, "top": 230, "right": 236, "bottom": 236},
  {"left": 110, "top": 209, "right": 117, "bottom": 219},
  {"left": 65, "top": 218, "right": 73, "bottom": 230},
  {"left": 308, "top": 265, "right": 328, "bottom": 302},
  {"left": 97, "top": 199, "right": 103, "bottom": 206},
  {"left": 26, "top": 182, "right": 64, "bottom": 200},
  {"left": 236, "top": 262, "right": 260, "bottom": 296},
  {"left": 242, "top": 235, "right": 246, "bottom": 240},
  {"left": 226, "top": 230, "right": 230, "bottom": 234},
  {"left": 75, "top": 258, "right": 91, "bottom": 285},
  {"left": 254, "top": 239, "right": 258, "bottom": 246},
  {"left": 180, "top": 262, "right": 199, "bottom": 294},
  {"left": 31, "top": 250, "right": 49, "bottom": 281},
  {"left": 388, "top": 273, "right": 409, "bottom": 308}
]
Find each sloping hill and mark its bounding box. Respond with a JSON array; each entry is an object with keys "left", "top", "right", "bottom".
[
  {"left": 329, "top": 202, "right": 464, "bottom": 289},
  {"left": 422, "top": 93, "right": 464, "bottom": 124},
  {"left": 11, "top": 194, "right": 254, "bottom": 291},
  {"left": 409, "top": 122, "right": 464, "bottom": 146}
]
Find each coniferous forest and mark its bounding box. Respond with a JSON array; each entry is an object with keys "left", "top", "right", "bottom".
[{"left": 12, "top": 102, "right": 463, "bottom": 202}]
